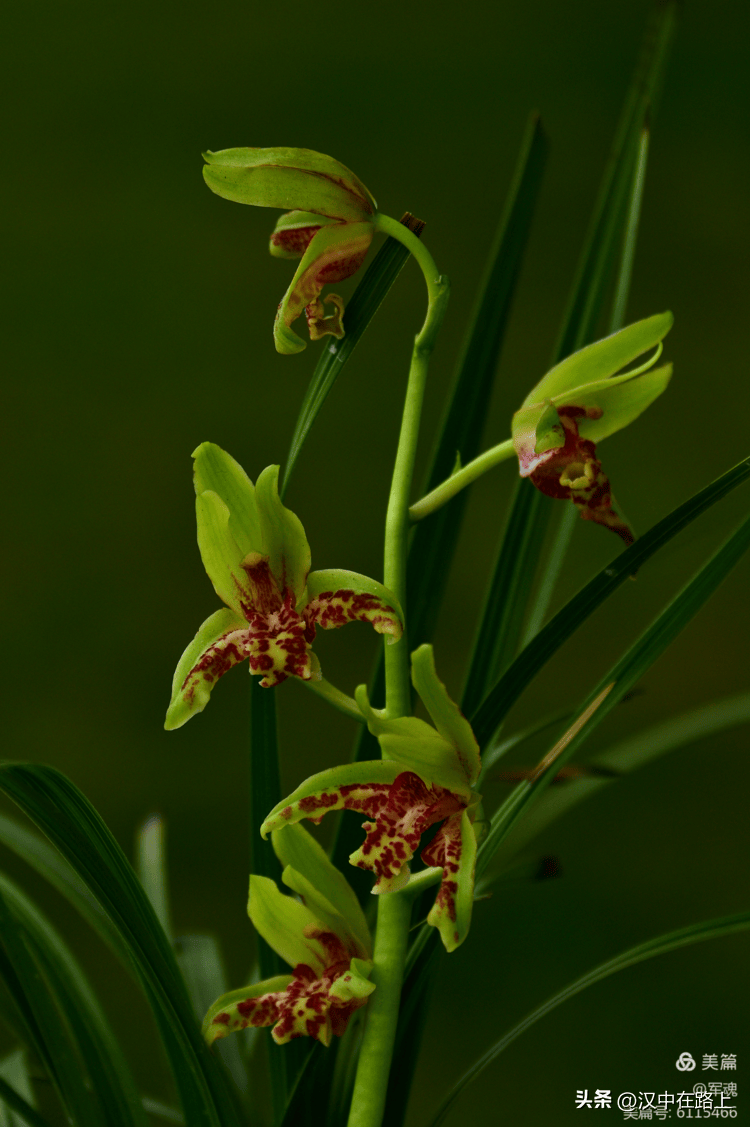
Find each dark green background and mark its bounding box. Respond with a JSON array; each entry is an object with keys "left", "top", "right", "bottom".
[{"left": 4, "top": 0, "right": 749, "bottom": 1122}]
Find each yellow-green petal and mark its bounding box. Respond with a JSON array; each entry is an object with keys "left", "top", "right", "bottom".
[
  {"left": 254, "top": 465, "right": 311, "bottom": 603},
  {"left": 164, "top": 607, "right": 247, "bottom": 730},
  {"left": 192, "top": 442, "right": 262, "bottom": 558},
  {"left": 202, "top": 147, "right": 376, "bottom": 221},
  {"left": 271, "top": 824, "right": 371, "bottom": 957},
  {"left": 247, "top": 875, "right": 329, "bottom": 975}
]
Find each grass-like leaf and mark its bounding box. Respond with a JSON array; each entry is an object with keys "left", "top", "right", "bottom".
[
  {"left": 476, "top": 508, "right": 750, "bottom": 879},
  {"left": 0, "top": 1071, "right": 47, "bottom": 1127},
  {"left": 468, "top": 1, "right": 677, "bottom": 701},
  {"left": 174, "top": 936, "right": 248, "bottom": 1099},
  {"left": 0, "top": 812, "right": 128, "bottom": 965},
  {"left": 0, "top": 765, "right": 241, "bottom": 1127},
  {"left": 331, "top": 112, "right": 549, "bottom": 878},
  {"left": 0, "top": 872, "right": 150, "bottom": 1127},
  {"left": 0, "top": 884, "right": 104, "bottom": 1126},
  {"left": 482, "top": 690, "right": 750, "bottom": 876},
  {"left": 471, "top": 455, "right": 750, "bottom": 749},
  {"left": 280, "top": 216, "right": 423, "bottom": 497},
  {"left": 426, "top": 909, "right": 749, "bottom": 1127},
  {"left": 136, "top": 814, "right": 173, "bottom": 945},
  {"left": 407, "top": 114, "right": 549, "bottom": 648}
]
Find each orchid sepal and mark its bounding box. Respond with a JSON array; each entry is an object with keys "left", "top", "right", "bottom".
[
  {"left": 202, "top": 147, "right": 376, "bottom": 221},
  {"left": 305, "top": 569, "right": 404, "bottom": 644},
  {"left": 273, "top": 221, "right": 374, "bottom": 354}
]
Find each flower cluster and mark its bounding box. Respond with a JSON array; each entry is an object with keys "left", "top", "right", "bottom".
[
  {"left": 262, "top": 645, "right": 483, "bottom": 953},
  {"left": 165, "top": 442, "right": 403, "bottom": 730},
  {"left": 512, "top": 312, "right": 673, "bottom": 541},
  {"left": 202, "top": 147, "right": 377, "bottom": 354},
  {"left": 204, "top": 824, "right": 375, "bottom": 1047}
]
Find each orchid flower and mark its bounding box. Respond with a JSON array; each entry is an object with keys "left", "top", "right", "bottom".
[
  {"left": 262, "top": 645, "right": 482, "bottom": 952},
  {"left": 165, "top": 442, "right": 403, "bottom": 730},
  {"left": 203, "top": 824, "right": 374, "bottom": 1047},
  {"left": 512, "top": 311, "right": 674, "bottom": 542},
  {"left": 202, "top": 147, "right": 377, "bottom": 354}
]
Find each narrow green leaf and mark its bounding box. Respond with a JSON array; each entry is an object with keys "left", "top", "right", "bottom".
[
  {"left": 0, "top": 873, "right": 150, "bottom": 1127},
  {"left": 475, "top": 1, "right": 676, "bottom": 693},
  {"left": 427, "top": 910, "right": 750, "bottom": 1127},
  {"left": 0, "top": 1074, "right": 48, "bottom": 1127},
  {"left": 471, "top": 455, "right": 750, "bottom": 748},
  {"left": 0, "top": 812, "right": 128, "bottom": 964},
  {"left": 481, "top": 691, "right": 750, "bottom": 876},
  {"left": 0, "top": 884, "right": 104, "bottom": 1127},
  {"left": 173, "top": 936, "right": 248, "bottom": 1098},
  {"left": 141, "top": 1099, "right": 184, "bottom": 1124},
  {"left": 248, "top": 678, "right": 300, "bottom": 1122},
  {"left": 280, "top": 215, "right": 421, "bottom": 496},
  {"left": 460, "top": 480, "right": 546, "bottom": 714},
  {"left": 136, "top": 814, "right": 173, "bottom": 945},
  {"left": 330, "top": 113, "right": 549, "bottom": 879},
  {"left": 477, "top": 509, "right": 750, "bottom": 879},
  {"left": 407, "top": 115, "right": 549, "bottom": 648},
  {"left": 0, "top": 1050, "right": 45, "bottom": 1127},
  {"left": 0, "top": 765, "right": 242, "bottom": 1127}
]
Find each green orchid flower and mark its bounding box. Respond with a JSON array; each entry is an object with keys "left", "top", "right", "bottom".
[
  {"left": 512, "top": 311, "right": 674, "bottom": 543},
  {"left": 165, "top": 442, "right": 403, "bottom": 730},
  {"left": 262, "top": 645, "right": 482, "bottom": 953},
  {"left": 203, "top": 823, "right": 375, "bottom": 1047},
  {"left": 202, "top": 147, "right": 377, "bottom": 354}
]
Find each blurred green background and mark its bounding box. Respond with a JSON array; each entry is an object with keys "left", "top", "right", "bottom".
[{"left": 4, "top": 0, "right": 749, "bottom": 1122}]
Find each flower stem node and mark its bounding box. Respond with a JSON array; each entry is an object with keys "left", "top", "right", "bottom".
[
  {"left": 512, "top": 312, "right": 674, "bottom": 542},
  {"left": 262, "top": 645, "right": 483, "bottom": 952},
  {"left": 202, "top": 148, "right": 377, "bottom": 353},
  {"left": 203, "top": 824, "right": 374, "bottom": 1047},
  {"left": 165, "top": 442, "right": 403, "bottom": 730}
]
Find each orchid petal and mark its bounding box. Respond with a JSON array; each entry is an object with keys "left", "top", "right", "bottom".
[
  {"left": 247, "top": 874, "right": 330, "bottom": 976},
  {"left": 192, "top": 442, "right": 262, "bottom": 558},
  {"left": 195, "top": 490, "right": 254, "bottom": 616},
  {"left": 423, "top": 805, "right": 479, "bottom": 953},
  {"left": 273, "top": 222, "right": 374, "bottom": 354},
  {"left": 164, "top": 607, "right": 248, "bottom": 730},
  {"left": 304, "top": 569, "right": 403, "bottom": 643},
  {"left": 202, "top": 976, "right": 294, "bottom": 1046},
  {"left": 269, "top": 211, "right": 342, "bottom": 259},
  {"left": 254, "top": 465, "right": 311, "bottom": 603},
  {"left": 521, "top": 311, "right": 673, "bottom": 408},
  {"left": 280, "top": 865, "right": 367, "bottom": 961},
  {"left": 261, "top": 761, "right": 404, "bottom": 837},
  {"left": 354, "top": 685, "right": 472, "bottom": 796},
  {"left": 348, "top": 772, "right": 466, "bottom": 893},
  {"left": 202, "top": 147, "right": 376, "bottom": 221},
  {"left": 271, "top": 824, "right": 371, "bottom": 957},
  {"left": 411, "top": 645, "right": 481, "bottom": 786}
]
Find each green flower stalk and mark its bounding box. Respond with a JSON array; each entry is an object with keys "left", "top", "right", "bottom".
[
  {"left": 165, "top": 442, "right": 403, "bottom": 729},
  {"left": 203, "top": 824, "right": 374, "bottom": 1047},
  {"left": 262, "top": 646, "right": 483, "bottom": 952},
  {"left": 202, "top": 147, "right": 377, "bottom": 354}
]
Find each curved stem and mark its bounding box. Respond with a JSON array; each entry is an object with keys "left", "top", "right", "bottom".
[
  {"left": 409, "top": 437, "right": 516, "bottom": 522},
  {"left": 299, "top": 677, "right": 363, "bottom": 722},
  {"left": 346, "top": 220, "right": 449, "bottom": 1127}
]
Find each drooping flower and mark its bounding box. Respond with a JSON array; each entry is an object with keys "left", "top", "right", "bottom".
[
  {"left": 512, "top": 312, "right": 674, "bottom": 543},
  {"left": 262, "top": 645, "right": 483, "bottom": 952},
  {"left": 202, "top": 147, "right": 377, "bottom": 354},
  {"left": 203, "top": 824, "right": 375, "bottom": 1047},
  {"left": 165, "top": 442, "right": 403, "bottom": 730}
]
